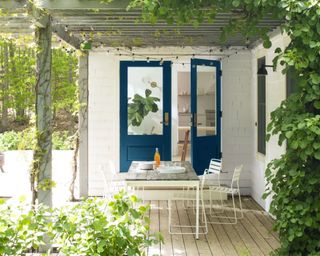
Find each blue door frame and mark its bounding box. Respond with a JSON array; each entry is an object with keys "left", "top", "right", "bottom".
[
  {"left": 120, "top": 61, "right": 172, "bottom": 172},
  {"left": 191, "top": 59, "right": 222, "bottom": 175}
]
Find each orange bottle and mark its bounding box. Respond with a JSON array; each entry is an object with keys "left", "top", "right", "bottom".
[{"left": 154, "top": 148, "right": 161, "bottom": 167}]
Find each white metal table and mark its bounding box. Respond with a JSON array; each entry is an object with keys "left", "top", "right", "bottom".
[{"left": 125, "top": 161, "right": 200, "bottom": 239}]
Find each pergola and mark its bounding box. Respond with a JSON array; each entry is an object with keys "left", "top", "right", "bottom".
[{"left": 0, "top": 0, "right": 282, "bottom": 205}]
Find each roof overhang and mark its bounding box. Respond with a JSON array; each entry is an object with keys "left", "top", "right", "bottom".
[{"left": 0, "top": 0, "right": 283, "bottom": 49}]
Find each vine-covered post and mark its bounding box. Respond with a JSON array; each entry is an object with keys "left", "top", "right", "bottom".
[
  {"left": 78, "top": 52, "right": 88, "bottom": 198},
  {"left": 33, "top": 10, "right": 53, "bottom": 207}
]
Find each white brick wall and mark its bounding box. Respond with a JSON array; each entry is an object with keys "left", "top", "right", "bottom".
[
  {"left": 88, "top": 47, "right": 254, "bottom": 197},
  {"left": 251, "top": 32, "right": 290, "bottom": 210},
  {"left": 221, "top": 52, "right": 253, "bottom": 194}
]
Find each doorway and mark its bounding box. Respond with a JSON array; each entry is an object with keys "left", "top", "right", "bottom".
[{"left": 173, "top": 59, "right": 222, "bottom": 175}]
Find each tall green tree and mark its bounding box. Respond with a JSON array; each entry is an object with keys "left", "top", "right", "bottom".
[
  {"left": 121, "top": 0, "right": 320, "bottom": 254},
  {"left": 0, "top": 36, "right": 78, "bottom": 132}
]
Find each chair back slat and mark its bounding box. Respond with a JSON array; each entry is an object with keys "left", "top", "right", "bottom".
[
  {"left": 231, "top": 165, "right": 243, "bottom": 184},
  {"left": 208, "top": 159, "right": 222, "bottom": 174}
]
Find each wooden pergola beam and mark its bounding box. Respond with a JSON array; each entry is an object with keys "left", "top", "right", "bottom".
[
  {"left": 0, "top": 0, "right": 27, "bottom": 10},
  {"left": 53, "top": 24, "right": 82, "bottom": 49},
  {"left": 35, "top": 0, "right": 129, "bottom": 9}
]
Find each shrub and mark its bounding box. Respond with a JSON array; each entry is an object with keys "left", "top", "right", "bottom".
[
  {"left": 0, "top": 192, "right": 162, "bottom": 255},
  {"left": 0, "top": 198, "right": 49, "bottom": 255},
  {"left": 0, "top": 129, "right": 73, "bottom": 151},
  {"left": 50, "top": 191, "right": 162, "bottom": 256}
]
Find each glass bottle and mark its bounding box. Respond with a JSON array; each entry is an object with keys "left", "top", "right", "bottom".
[{"left": 154, "top": 148, "right": 161, "bottom": 167}]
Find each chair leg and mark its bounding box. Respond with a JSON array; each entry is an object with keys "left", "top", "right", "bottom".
[
  {"left": 231, "top": 193, "right": 237, "bottom": 224},
  {"left": 168, "top": 199, "right": 172, "bottom": 234},
  {"left": 209, "top": 190, "right": 213, "bottom": 215},
  {"left": 201, "top": 198, "right": 208, "bottom": 234},
  {"left": 238, "top": 191, "right": 244, "bottom": 219}
]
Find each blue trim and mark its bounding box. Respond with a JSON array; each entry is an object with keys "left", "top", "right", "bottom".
[
  {"left": 120, "top": 61, "right": 172, "bottom": 172},
  {"left": 191, "top": 58, "right": 222, "bottom": 175}
]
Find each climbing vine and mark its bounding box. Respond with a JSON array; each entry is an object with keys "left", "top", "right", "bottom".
[{"left": 123, "top": 0, "right": 320, "bottom": 254}]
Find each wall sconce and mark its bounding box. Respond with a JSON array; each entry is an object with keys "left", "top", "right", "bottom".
[{"left": 257, "top": 64, "right": 275, "bottom": 76}]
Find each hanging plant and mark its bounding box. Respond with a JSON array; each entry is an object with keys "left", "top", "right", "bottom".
[{"left": 128, "top": 89, "right": 159, "bottom": 127}]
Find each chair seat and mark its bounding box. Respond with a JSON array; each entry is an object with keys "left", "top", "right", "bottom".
[{"left": 209, "top": 185, "right": 239, "bottom": 194}]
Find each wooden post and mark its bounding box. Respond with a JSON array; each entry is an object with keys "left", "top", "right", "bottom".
[
  {"left": 34, "top": 12, "right": 53, "bottom": 207},
  {"left": 78, "top": 53, "right": 89, "bottom": 198}
]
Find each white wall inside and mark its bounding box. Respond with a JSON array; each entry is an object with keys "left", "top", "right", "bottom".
[{"left": 88, "top": 47, "right": 253, "bottom": 196}]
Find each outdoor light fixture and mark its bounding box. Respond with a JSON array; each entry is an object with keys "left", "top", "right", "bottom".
[{"left": 257, "top": 64, "right": 275, "bottom": 76}]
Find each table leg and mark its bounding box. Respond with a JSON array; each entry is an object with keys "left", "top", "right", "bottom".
[{"left": 196, "top": 183, "right": 200, "bottom": 239}]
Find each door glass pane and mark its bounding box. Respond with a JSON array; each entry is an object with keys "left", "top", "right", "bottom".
[
  {"left": 127, "top": 67, "right": 163, "bottom": 135},
  {"left": 196, "top": 65, "right": 216, "bottom": 137}
]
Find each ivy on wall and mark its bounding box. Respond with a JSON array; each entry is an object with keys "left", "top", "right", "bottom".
[{"left": 116, "top": 0, "right": 320, "bottom": 254}]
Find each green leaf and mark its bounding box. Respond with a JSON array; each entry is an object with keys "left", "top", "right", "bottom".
[
  {"left": 315, "top": 151, "right": 320, "bottom": 160},
  {"left": 232, "top": 0, "right": 240, "bottom": 7},
  {"left": 263, "top": 39, "right": 272, "bottom": 49},
  {"left": 145, "top": 89, "right": 152, "bottom": 97}
]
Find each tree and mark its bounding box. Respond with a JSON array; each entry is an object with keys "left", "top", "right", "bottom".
[{"left": 121, "top": 0, "right": 320, "bottom": 254}]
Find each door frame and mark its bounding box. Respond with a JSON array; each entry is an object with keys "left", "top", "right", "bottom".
[{"left": 120, "top": 60, "right": 172, "bottom": 172}]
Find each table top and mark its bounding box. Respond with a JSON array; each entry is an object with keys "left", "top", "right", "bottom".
[{"left": 126, "top": 161, "right": 199, "bottom": 181}]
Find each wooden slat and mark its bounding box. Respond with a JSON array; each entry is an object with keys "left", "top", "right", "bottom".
[
  {"left": 148, "top": 201, "right": 161, "bottom": 256},
  {"left": 241, "top": 202, "right": 280, "bottom": 250},
  {"left": 209, "top": 201, "right": 249, "bottom": 256},
  {"left": 206, "top": 204, "right": 238, "bottom": 256},
  {"left": 221, "top": 199, "right": 265, "bottom": 256},
  {"left": 186, "top": 206, "right": 213, "bottom": 256},
  {"left": 147, "top": 198, "right": 279, "bottom": 256},
  {"left": 243, "top": 199, "right": 280, "bottom": 242},
  {"left": 170, "top": 201, "right": 187, "bottom": 256},
  {"left": 176, "top": 202, "right": 199, "bottom": 255},
  {"left": 159, "top": 201, "right": 173, "bottom": 256}
]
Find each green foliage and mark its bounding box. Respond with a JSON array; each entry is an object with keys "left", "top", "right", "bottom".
[
  {"left": 0, "top": 198, "right": 49, "bottom": 255},
  {"left": 0, "top": 192, "right": 161, "bottom": 255},
  {"left": 128, "top": 89, "right": 160, "bottom": 127},
  {"left": 0, "top": 36, "right": 78, "bottom": 128},
  {"left": 0, "top": 129, "right": 73, "bottom": 150},
  {"left": 51, "top": 48, "right": 78, "bottom": 115},
  {"left": 51, "top": 191, "right": 162, "bottom": 256},
  {"left": 124, "top": 0, "right": 320, "bottom": 254}
]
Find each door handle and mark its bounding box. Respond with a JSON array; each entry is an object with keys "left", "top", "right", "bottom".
[
  {"left": 164, "top": 112, "right": 169, "bottom": 126},
  {"left": 192, "top": 113, "right": 197, "bottom": 127}
]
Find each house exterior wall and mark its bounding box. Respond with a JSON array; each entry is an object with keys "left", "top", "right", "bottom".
[
  {"left": 88, "top": 47, "right": 253, "bottom": 196},
  {"left": 251, "top": 32, "right": 290, "bottom": 211}
]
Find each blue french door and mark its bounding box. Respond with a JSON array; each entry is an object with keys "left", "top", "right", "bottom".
[
  {"left": 191, "top": 59, "right": 222, "bottom": 175},
  {"left": 120, "top": 61, "right": 172, "bottom": 172}
]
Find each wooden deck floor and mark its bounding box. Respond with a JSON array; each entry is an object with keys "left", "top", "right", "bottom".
[{"left": 146, "top": 197, "right": 280, "bottom": 256}]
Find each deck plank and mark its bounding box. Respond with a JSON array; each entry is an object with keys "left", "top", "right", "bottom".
[
  {"left": 159, "top": 201, "right": 174, "bottom": 256},
  {"left": 241, "top": 202, "right": 280, "bottom": 250},
  {"left": 170, "top": 201, "right": 187, "bottom": 256},
  {"left": 145, "top": 197, "right": 278, "bottom": 256},
  {"left": 148, "top": 201, "right": 161, "bottom": 256},
  {"left": 208, "top": 200, "right": 248, "bottom": 256},
  {"left": 186, "top": 204, "right": 213, "bottom": 256},
  {"left": 206, "top": 204, "right": 239, "bottom": 256},
  {"left": 218, "top": 199, "right": 265, "bottom": 256},
  {"left": 176, "top": 202, "right": 199, "bottom": 256},
  {"left": 243, "top": 199, "right": 279, "bottom": 242}
]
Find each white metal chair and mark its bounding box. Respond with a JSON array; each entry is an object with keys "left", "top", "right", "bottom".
[
  {"left": 203, "top": 159, "right": 225, "bottom": 214},
  {"left": 168, "top": 170, "right": 208, "bottom": 235},
  {"left": 184, "top": 159, "right": 224, "bottom": 213},
  {"left": 207, "top": 164, "right": 244, "bottom": 224},
  {"left": 98, "top": 161, "right": 126, "bottom": 198}
]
